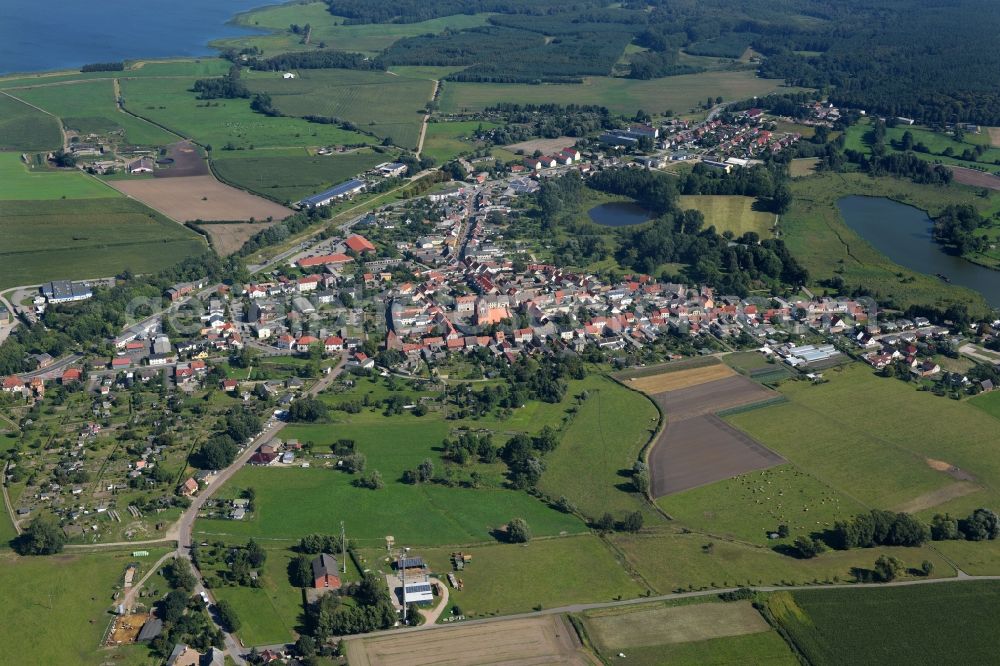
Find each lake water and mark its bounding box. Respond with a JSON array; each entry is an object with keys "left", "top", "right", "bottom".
[
  {"left": 588, "top": 201, "right": 654, "bottom": 227},
  {"left": 0, "top": 0, "right": 271, "bottom": 75},
  {"left": 837, "top": 195, "right": 1000, "bottom": 307}
]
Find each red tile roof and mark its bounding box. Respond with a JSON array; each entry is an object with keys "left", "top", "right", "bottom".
[{"left": 345, "top": 234, "right": 376, "bottom": 253}]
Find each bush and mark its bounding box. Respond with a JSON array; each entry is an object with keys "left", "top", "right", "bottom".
[{"left": 506, "top": 518, "right": 532, "bottom": 543}]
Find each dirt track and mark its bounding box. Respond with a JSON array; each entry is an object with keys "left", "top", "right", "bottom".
[
  {"left": 346, "top": 615, "right": 597, "bottom": 666},
  {"left": 109, "top": 175, "right": 293, "bottom": 223}
]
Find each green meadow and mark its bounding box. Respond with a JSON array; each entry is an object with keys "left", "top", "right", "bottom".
[
  {"left": 0, "top": 152, "right": 118, "bottom": 199},
  {"left": 421, "top": 120, "right": 501, "bottom": 163},
  {"left": 0, "top": 94, "right": 62, "bottom": 151},
  {"left": 11, "top": 80, "right": 177, "bottom": 145},
  {"left": 0, "top": 59, "right": 232, "bottom": 89},
  {"left": 119, "top": 77, "right": 373, "bottom": 150}
]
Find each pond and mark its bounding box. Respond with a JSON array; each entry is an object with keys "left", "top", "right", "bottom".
[
  {"left": 588, "top": 202, "right": 654, "bottom": 227},
  {"left": 837, "top": 195, "right": 1000, "bottom": 307}
]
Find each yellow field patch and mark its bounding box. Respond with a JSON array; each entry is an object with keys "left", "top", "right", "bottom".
[
  {"left": 987, "top": 127, "right": 1000, "bottom": 148},
  {"left": 628, "top": 363, "right": 736, "bottom": 395},
  {"left": 345, "top": 615, "right": 595, "bottom": 666},
  {"left": 678, "top": 195, "right": 775, "bottom": 237},
  {"left": 584, "top": 600, "right": 769, "bottom": 650}
]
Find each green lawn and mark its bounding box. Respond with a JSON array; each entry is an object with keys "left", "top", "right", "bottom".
[
  {"left": 538, "top": 375, "right": 659, "bottom": 518},
  {"left": 0, "top": 94, "right": 62, "bottom": 151},
  {"left": 784, "top": 172, "right": 994, "bottom": 313},
  {"left": 969, "top": 389, "right": 1000, "bottom": 421},
  {"left": 11, "top": 79, "right": 176, "bottom": 146},
  {"left": 411, "top": 534, "right": 643, "bottom": 617},
  {"left": 440, "top": 71, "right": 797, "bottom": 116},
  {"left": 119, "top": 77, "right": 374, "bottom": 150},
  {"left": 195, "top": 466, "right": 585, "bottom": 547},
  {"left": 771, "top": 582, "right": 1000, "bottom": 666},
  {"left": 221, "top": 2, "right": 492, "bottom": 57},
  {"left": 678, "top": 195, "right": 775, "bottom": 238},
  {"left": 421, "top": 120, "right": 501, "bottom": 163},
  {"left": 0, "top": 196, "right": 207, "bottom": 289},
  {"left": 245, "top": 69, "right": 433, "bottom": 150},
  {"left": 0, "top": 152, "right": 118, "bottom": 200},
  {"left": 212, "top": 148, "right": 387, "bottom": 202},
  {"left": 726, "top": 363, "right": 1000, "bottom": 515},
  {"left": 0, "top": 549, "right": 169, "bottom": 665}
]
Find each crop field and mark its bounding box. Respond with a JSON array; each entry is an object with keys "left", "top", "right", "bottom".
[
  {"left": 223, "top": 2, "right": 493, "bottom": 57},
  {"left": 346, "top": 614, "right": 592, "bottom": 666},
  {"left": 948, "top": 165, "right": 1000, "bottom": 190},
  {"left": 678, "top": 195, "right": 775, "bottom": 237},
  {"left": 538, "top": 375, "right": 659, "bottom": 518},
  {"left": 421, "top": 120, "right": 501, "bottom": 164},
  {"left": 108, "top": 174, "right": 293, "bottom": 223},
  {"left": 212, "top": 148, "right": 387, "bottom": 203},
  {"left": 583, "top": 600, "right": 768, "bottom": 649},
  {"left": 0, "top": 152, "right": 116, "bottom": 199},
  {"left": 593, "top": 630, "right": 797, "bottom": 666},
  {"left": 658, "top": 465, "right": 865, "bottom": 545},
  {"left": 411, "top": 534, "right": 644, "bottom": 618},
  {"left": 0, "top": 197, "right": 207, "bottom": 289},
  {"left": 119, "top": 78, "right": 373, "bottom": 150},
  {"left": 245, "top": 69, "right": 433, "bottom": 149},
  {"left": 726, "top": 363, "right": 1000, "bottom": 515},
  {"left": 652, "top": 375, "right": 777, "bottom": 421},
  {"left": 625, "top": 363, "right": 735, "bottom": 395},
  {"left": 0, "top": 549, "right": 169, "bottom": 665},
  {"left": 0, "top": 59, "right": 232, "bottom": 90},
  {"left": 9, "top": 79, "right": 176, "bottom": 146},
  {"left": 193, "top": 221, "right": 277, "bottom": 256},
  {"left": 784, "top": 172, "right": 994, "bottom": 313},
  {"left": 0, "top": 93, "right": 62, "bottom": 150},
  {"left": 194, "top": 466, "right": 585, "bottom": 546},
  {"left": 440, "top": 71, "right": 796, "bottom": 116},
  {"left": 611, "top": 528, "right": 955, "bottom": 592},
  {"left": 770, "top": 583, "right": 1000, "bottom": 666}
]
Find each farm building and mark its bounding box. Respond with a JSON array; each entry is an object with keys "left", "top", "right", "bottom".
[
  {"left": 402, "top": 579, "right": 435, "bottom": 604},
  {"left": 128, "top": 157, "right": 155, "bottom": 174},
  {"left": 41, "top": 280, "right": 93, "bottom": 304},
  {"left": 312, "top": 553, "right": 341, "bottom": 590},
  {"left": 376, "top": 162, "right": 407, "bottom": 177},
  {"left": 299, "top": 179, "right": 367, "bottom": 208}
]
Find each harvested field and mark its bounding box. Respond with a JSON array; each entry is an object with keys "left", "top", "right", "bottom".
[
  {"left": 614, "top": 356, "right": 720, "bottom": 380},
  {"left": 653, "top": 375, "right": 776, "bottom": 421},
  {"left": 505, "top": 137, "right": 579, "bottom": 156},
  {"left": 627, "top": 363, "right": 734, "bottom": 395},
  {"left": 650, "top": 414, "right": 785, "bottom": 497},
  {"left": 155, "top": 140, "right": 208, "bottom": 177},
  {"left": 988, "top": 127, "right": 1000, "bottom": 148},
  {"left": 584, "top": 600, "right": 769, "bottom": 650},
  {"left": 345, "top": 615, "right": 596, "bottom": 666},
  {"left": 194, "top": 222, "right": 277, "bottom": 256},
  {"left": 947, "top": 166, "right": 1000, "bottom": 191},
  {"left": 108, "top": 175, "right": 292, "bottom": 223},
  {"left": 894, "top": 481, "right": 981, "bottom": 514}
]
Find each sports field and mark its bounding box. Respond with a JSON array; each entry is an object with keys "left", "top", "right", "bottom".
[
  {"left": 246, "top": 69, "right": 433, "bottom": 149},
  {"left": 726, "top": 363, "right": 1000, "bottom": 514},
  {"left": 9, "top": 79, "right": 176, "bottom": 146},
  {"left": 625, "top": 363, "right": 735, "bottom": 395},
  {"left": 678, "top": 195, "right": 775, "bottom": 237},
  {"left": 538, "top": 375, "right": 659, "bottom": 518},
  {"left": 0, "top": 152, "right": 115, "bottom": 199},
  {"left": 346, "top": 614, "right": 592, "bottom": 666},
  {"left": 119, "top": 77, "right": 374, "bottom": 150},
  {"left": 212, "top": 148, "right": 387, "bottom": 203},
  {"left": 108, "top": 174, "right": 293, "bottom": 223},
  {"left": 0, "top": 93, "right": 62, "bottom": 151},
  {"left": 440, "top": 71, "right": 795, "bottom": 116},
  {"left": 770, "top": 583, "right": 1000, "bottom": 666},
  {"left": 223, "top": 2, "right": 493, "bottom": 57},
  {"left": 0, "top": 549, "right": 169, "bottom": 665},
  {"left": 0, "top": 197, "right": 207, "bottom": 289}
]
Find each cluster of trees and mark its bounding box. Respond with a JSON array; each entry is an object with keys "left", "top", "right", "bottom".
[
  {"left": 846, "top": 150, "right": 953, "bottom": 186},
  {"left": 932, "top": 205, "right": 992, "bottom": 257},
  {"left": 442, "top": 431, "right": 496, "bottom": 465},
  {"left": 594, "top": 510, "right": 644, "bottom": 533},
  {"left": 148, "top": 558, "right": 226, "bottom": 659},
  {"left": 249, "top": 92, "right": 280, "bottom": 117},
  {"left": 931, "top": 508, "right": 1000, "bottom": 542},
  {"left": 401, "top": 458, "right": 435, "bottom": 484},
  {"left": 250, "top": 50, "right": 385, "bottom": 72},
  {"left": 480, "top": 103, "right": 613, "bottom": 141},
  {"left": 304, "top": 572, "right": 397, "bottom": 638},
  {"left": 192, "top": 67, "right": 249, "bottom": 99},
  {"left": 288, "top": 396, "right": 328, "bottom": 422},
  {"left": 80, "top": 61, "right": 124, "bottom": 72},
  {"left": 828, "top": 509, "right": 930, "bottom": 551},
  {"left": 499, "top": 427, "right": 559, "bottom": 489},
  {"left": 194, "top": 407, "right": 262, "bottom": 469},
  {"left": 13, "top": 516, "right": 66, "bottom": 555},
  {"left": 587, "top": 168, "right": 677, "bottom": 215}
]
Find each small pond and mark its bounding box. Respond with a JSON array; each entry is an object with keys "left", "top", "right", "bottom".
[{"left": 588, "top": 202, "right": 654, "bottom": 227}]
